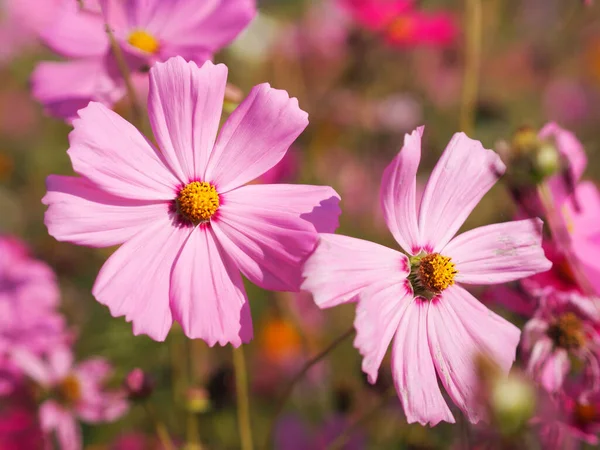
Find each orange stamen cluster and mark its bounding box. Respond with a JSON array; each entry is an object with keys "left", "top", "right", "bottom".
[
  {"left": 177, "top": 182, "right": 220, "bottom": 224},
  {"left": 547, "top": 312, "right": 585, "bottom": 350}
]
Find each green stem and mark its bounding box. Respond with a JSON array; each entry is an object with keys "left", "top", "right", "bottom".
[
  {"left": 143, "top": 402, "right": 176, "bottom": 450},
  {"left": 233, "top": 346, "right": 254, "bottom": 450},
  {"left": 264, "top": 326, "right": 354, "bottom": 449},
  {"left": 102, "top": 19, "right": 144, "bottom": 128},
  {"left": 459, "top": 0, "right": 482, "bottom": 135}
]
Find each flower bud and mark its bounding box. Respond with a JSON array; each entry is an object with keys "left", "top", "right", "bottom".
[{"left": 123, "top": 368, "right": 154, "bottom": 401}]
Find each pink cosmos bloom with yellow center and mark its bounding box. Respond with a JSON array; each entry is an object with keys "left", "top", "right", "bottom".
[
  {"left": 12, "top": 346, "right": 127, "bottom": 450},
  {"left": 42, "top": 56, "right": 341, "bottom": 345},
  {"left": 32, "top": 0, "right": 255, "bottom": 121},
  {"left": 302, "top": 126, "right": 551, "bottom": 425}
]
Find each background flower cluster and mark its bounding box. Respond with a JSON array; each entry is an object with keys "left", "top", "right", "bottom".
[{"left": 1, "top": 0, "right": 600, "bottom": 449}]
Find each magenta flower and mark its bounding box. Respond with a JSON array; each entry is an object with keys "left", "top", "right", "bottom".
[
  {"left": 32, "top": 0, "right": 255, "bottom": 120},
  {"left": 12, "top": 346, "right": 127, "bottom": 450},
  {"left": 339, "top": 0, "right": 457, "bottom": 48},
  {"left": 302, "top": 126, "right": 551, "bottom": 425},
  {"left": 43, "top": 56, "right": 341, "bottom": 344},
  {"left": 523, "top": 291, "right": 600, "bottom": 395}
]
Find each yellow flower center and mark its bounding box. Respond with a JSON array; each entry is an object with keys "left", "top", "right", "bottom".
[
  {"left": 547, "top": 312, "right": 585, "bottom": 350},
  {"left": 177, "top": 182, "right": 220, "bottom": 224},
  {"left": 57, "top": 374, "right": 81, "bottom": 405},
  {"left": 127, "top": 30, "right": 159, "bottom": 54},
  {"left": 409, "top": 252, "right": 457, "bottom": 299},
  {"left": 419, "top": 253, "right": 457, "bottom": 293}
]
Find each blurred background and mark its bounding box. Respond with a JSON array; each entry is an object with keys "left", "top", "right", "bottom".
[{"left": 1, "top": 0, "right": 600, "bottom": 448}]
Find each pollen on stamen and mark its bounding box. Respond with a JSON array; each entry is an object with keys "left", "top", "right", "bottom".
[
  {"left": 127, "top": 30, "right": 160, "bottom": 54},
  {"left": 176, "top": 181, "right": 220, "bottom": 225},
  {"left": 417, "top": 253, "right": 457, "bottom": 294}
]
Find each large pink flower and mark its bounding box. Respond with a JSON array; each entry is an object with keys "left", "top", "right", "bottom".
[
  {"left": 43, "top": 56, "right": 341, "bottom": 345},
  {"left": 32, "top": 0, "right": 255, "bottom": 120},
  {"left": 12, "top": 346, "right": 127, "bottom": 450},
  {"left": 302, "top": 126, "right": 551, "bottom": 425}
]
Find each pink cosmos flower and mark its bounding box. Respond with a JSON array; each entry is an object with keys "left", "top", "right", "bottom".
[
  {"left": 302, "top": 126, "right": 551, "bottom": 425},
  {"left": 42, "top": 56, "right": 341, "bottom": 344},
  {"left": 0, "top": 382, "right": 44, "bottom": 450},
  {"left": 12, "top": 346, "right": 127, "bottom": 450},
  {"left": 534, "top": 387, "right": 600, "bottom": 449},
  {"left": 32, "top": 0, "right": 255, "bottom": 121},
  {"left": 522, "top": 292, "right": 600, "bottom": 395},
  {"left": 0, "top": 235, "right": 66, "bottom": 393},
  {"left": 339, "top": 0, "right": 457, "bottom": 48},
  {"left": 545, "top": 181, "right": 600, "bottom": 297}
]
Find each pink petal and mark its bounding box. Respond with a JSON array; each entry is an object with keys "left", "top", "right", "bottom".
[
  {"left": 525, "top": 336, "right": 553, "bottom": 376},
  {"left": 418, "top": 133, "right": 506, "bottom": 252},
  {"left": 380, "top": 126, "right": 422, "bottom": 254},
  {"left": 213, "top": 184, "right": 340, "bottom": 291},
  {"left": 75, "top": 358, "right": 112, "bottom": 384},
  {"left": 148, "top": 57, "right": 227, "bottom": 183},
  {"left": 391, "top": 298, "right": 455, "bottom": 426},
  {"left": 40, "top": 1, "right": 107, "bottom": 58},
  {"left": 205, "top": 84, "right": 308, "bottom": 192},
  {"left": 48, "top": 346, "right": 74, "bottom": 380},
  {"left": 39, "top": 400, "right": 63, "bottom": 432},
  {"left": 31, "top": 60, "right": 123, "bottom": 122},
  {"left": 301, "top": 234, "right": 409, "bottom": 308},
  {"left": 169, "top": 226, "right": 253, "bottom": 346},
  {"left": 427, "top": 286, "right": 520, "bottom": 423},
  {"left": 68, "top": 102, "right": 179, "bottom": 201},
  {"left": 55, "top": 410, "right": 81, "bottom": 450},
  {"left": 354, "top": 281, "right": 412, "bottom": 384},
  {"left": 43, "top": 175, "right": 168, "bottom": 248},
  {"left": 155, "top": 0, "right": 256, "bottom": 64},
  {"left": 10, "top": 348, "right": 51, "bottom": 387},
  {"left": 539, "top": 349, "right": 570, "bottom": 393},
  {"left": 443, "top": 218, "right": 551, "bottom": 285},
  {"left": 92, "top": 217, "right": 190, "bottom": 341}
]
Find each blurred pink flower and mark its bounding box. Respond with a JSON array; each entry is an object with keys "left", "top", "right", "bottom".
[
  {"left": 0, "top": 235, "right": 66, "bottom": 393},
  {"left": 339, "top": 0, "right": 457, "bottom": 48},
  {"left": 534, "top": 387, "right": 600, "bottom": 449},
  {"left": 0, "top": 0, "right": 63, "bottom": 64},
  {"left": 303, "top": 126, "right": 551, "bottom": 425},
  {"left": 547, "top": 181, "right": 600, "bottom": 297},
  {"left": 32, "top": 0, "right": 255, "bottom": 121},
  {"left": 522, "top": 292, "right": 600, "bottom": 395},
  {"left": 42, "top": 57, "right": 340, "bottom": 344},
  {"left": 257, "top": 148, "right": 300, "bottom": 184},
  {"left": 12, "top": 346, "right": 127, "bottom": 450}
]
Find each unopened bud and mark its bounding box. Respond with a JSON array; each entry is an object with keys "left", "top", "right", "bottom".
[
  {"left": 186, "top": 387, "right": 210, "bottom": 413},
  {"left": 490, "top": 374, "right": 536, "bottom": 436},
  {"left": 123, "top": 368, "right": 154, "bottom": 401}
]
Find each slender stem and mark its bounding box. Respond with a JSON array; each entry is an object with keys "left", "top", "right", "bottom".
[
  {"left": 459, "top": 0, "right": 482, "bottom": 135},
  {"left": 102, "top": 20, "right": 144, "bottom": 128},
  {"left": 143, "top": 402, "right": 176, "bottom": 450},
  {"left": 264, "top": 326, "right": 354, "bottom": 449},
  {"left": 233, "top": 346, "right": 254, "bottom": 450},
  {"left": 326, "top": 388, "right": 395, "bottom": 450},
  {"left": 186, "top": 338, "right": 203, "bottom": 450}
]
